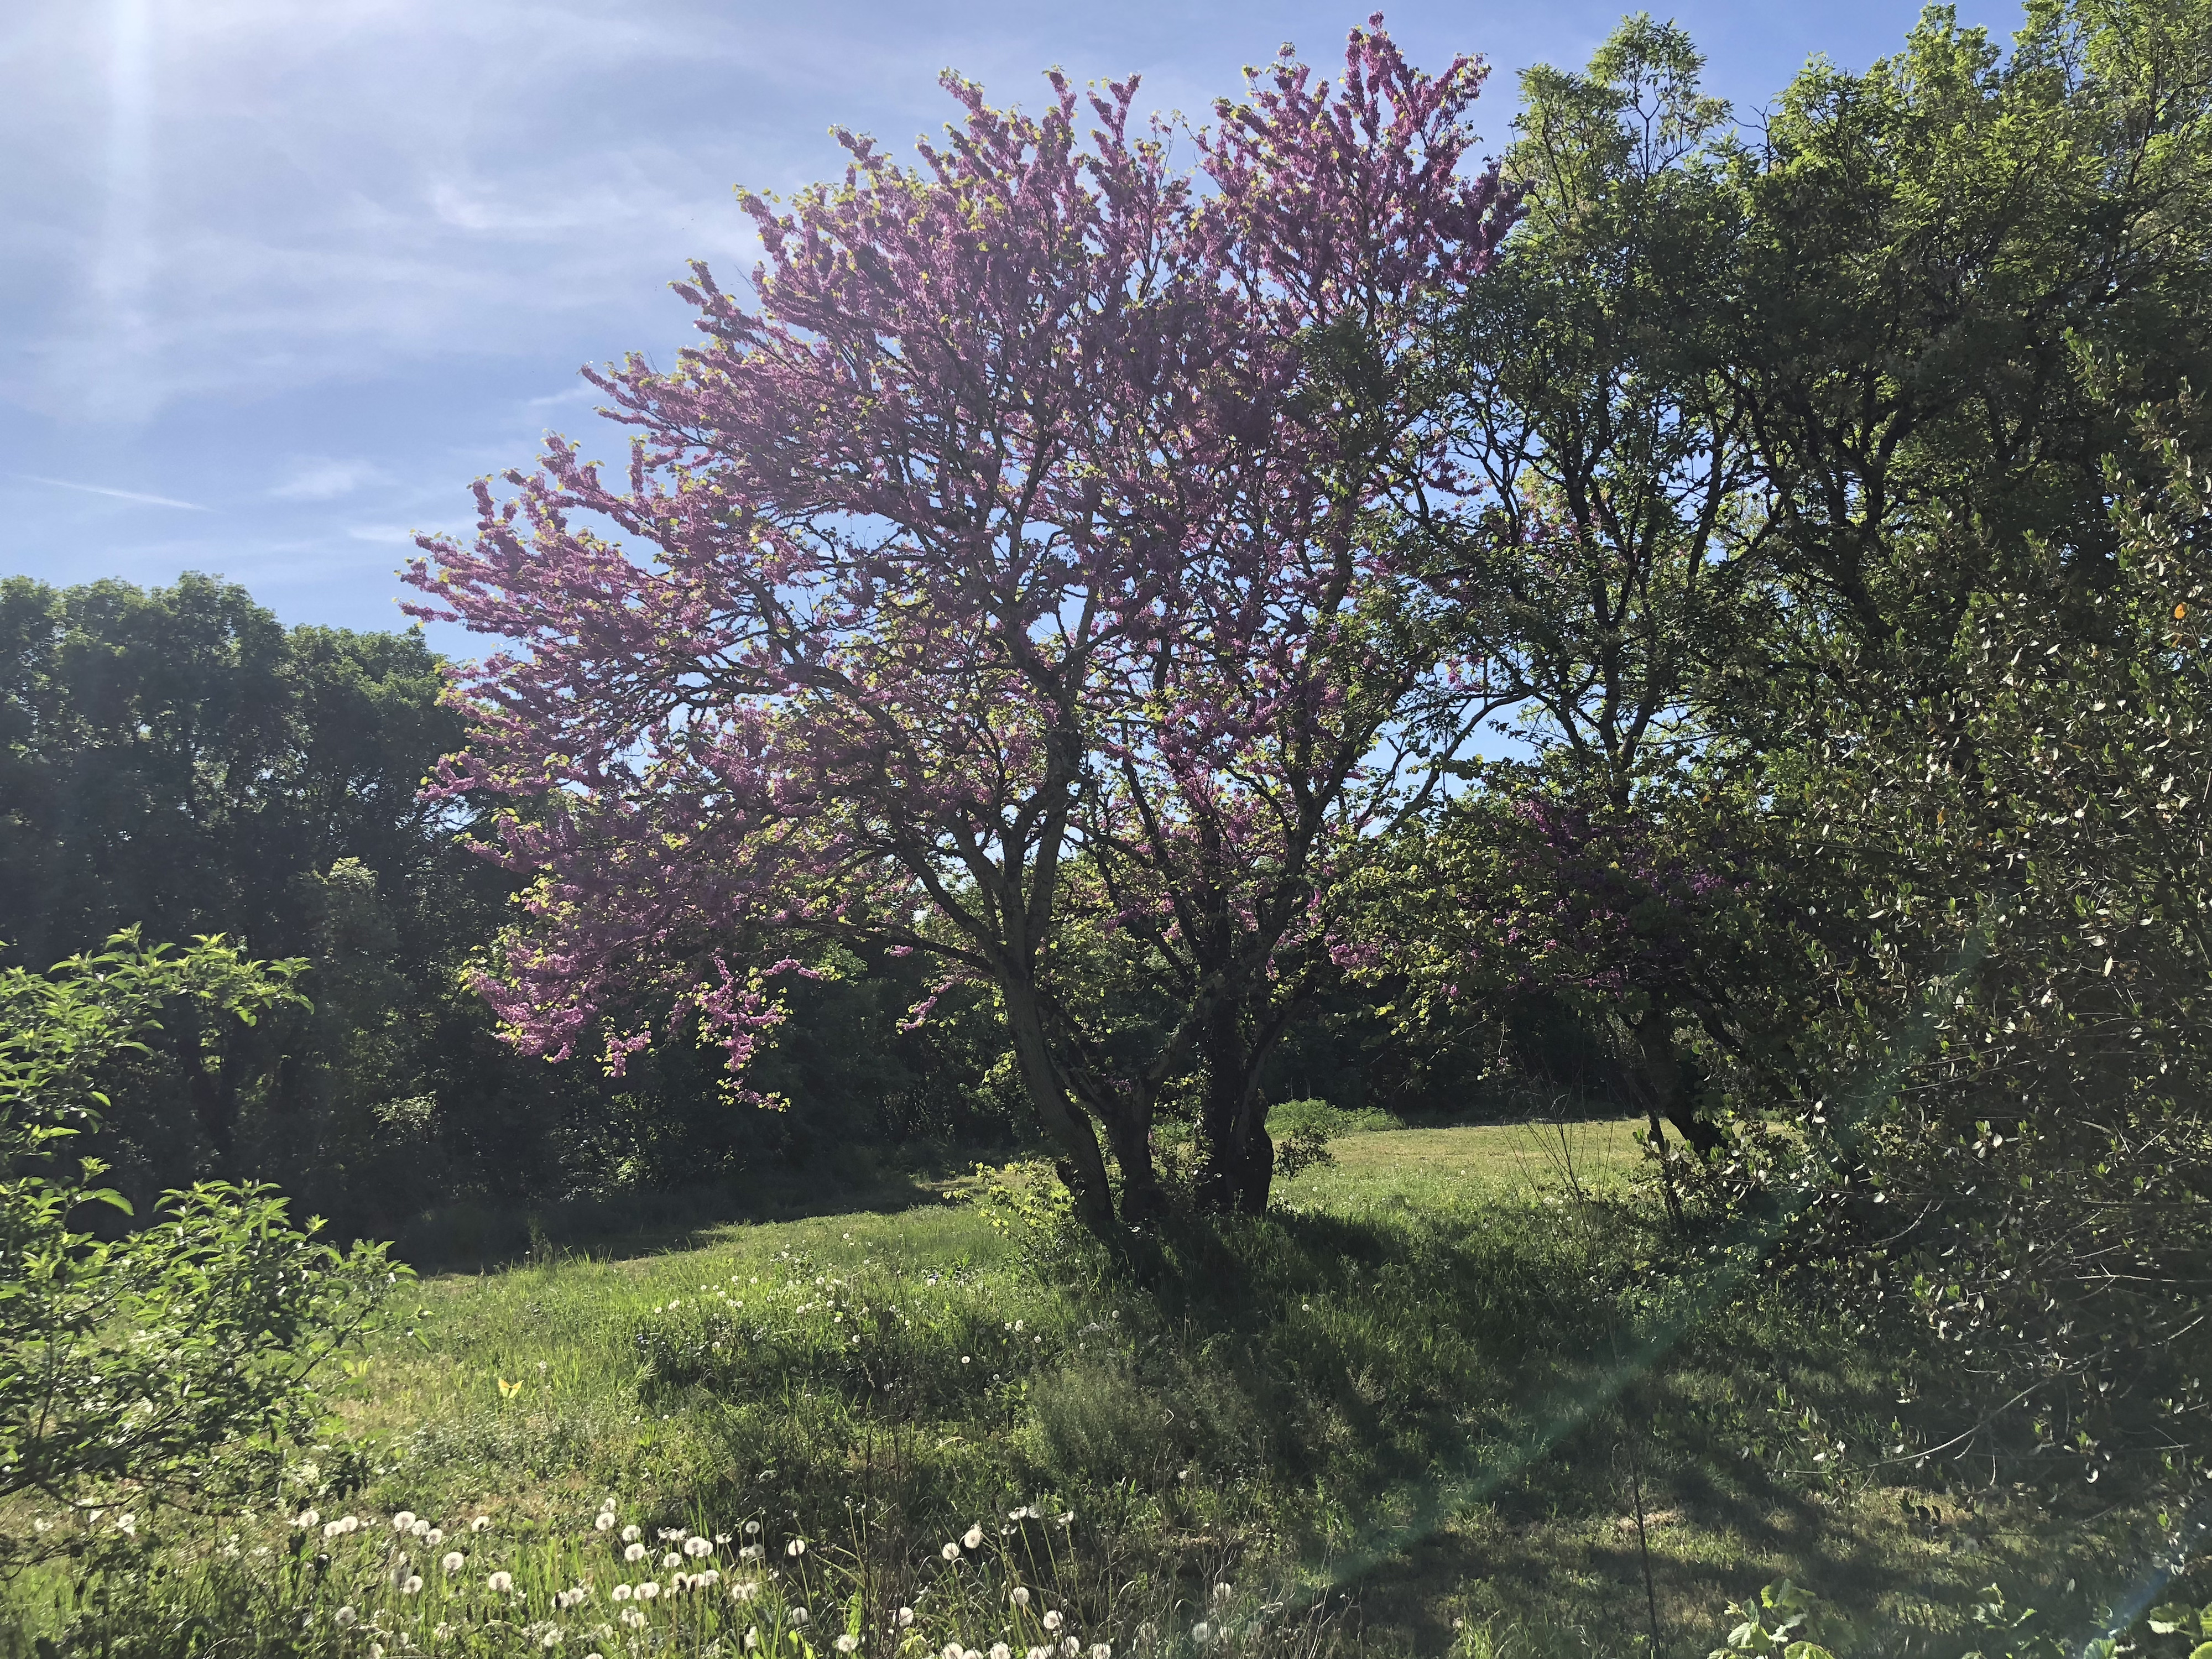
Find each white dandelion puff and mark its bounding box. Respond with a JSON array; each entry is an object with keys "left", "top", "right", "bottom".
[
  {"left": 625, "top": 1542, "right": 648, "bottom": 1563},
  {"left": 613, "top": 1585, "right": 633, "bottom": 1602},
  {"left": 962, "top": 1525, "right": 984, "bottom": 1549},
  {"left": 622, "top": 1524, "right": 642, "bottom": 1543},
  {"left": 472, "top": 1516, "right": 492, "bottom": 1532},
  {"left": 334, "top": 1606, "right": 358, "bottom": 1629},
  {"left": 595, "top": 1512, "right": 617, "bottom": 1532},
  {"left": 402, "top": 1575, "right": 424, "bottom": 1595},
  {"left": 1044, "top": 1611, "right": 1063, "bottom": 1632},
  {"left": 1011, "top": 1588, "right": 1031, "bottom": 1607},
  {"left": 786, "top": 1538, "right": 808, "bottom": 1557},
  {"left": 941, "top": 1542, "right": 961, "bottom": 1561},
  {"left": 441, "top": 1551, "right": 466, "bottom": 1573},
  {"left": 685, "top": 1536, "right": 713, "bottom": 1557},
  {"left": 393, "top": 1511, "right": 416, "bottom": 1531},
  {"left": 897, "top": 1608, "right": 916, "bottom": 1628},
  {"left": 638, "top": 1581, "right": 660, "bottom": 1601},
  {"left": 488, "top": 1571, "right": 514, "bottom": 1592},
  {"left": 836, "top": 1639, "right": 861, "bottom": 1654}
]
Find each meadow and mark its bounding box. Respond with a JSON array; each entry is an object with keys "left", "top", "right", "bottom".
[{"left": 2, "top": 1115, "right": 2158, "bottom": 1657}]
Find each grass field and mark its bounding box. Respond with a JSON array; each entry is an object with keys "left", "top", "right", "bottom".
[{"left": 2, "top": 1117, "right": 2159, "bottom": 1656}]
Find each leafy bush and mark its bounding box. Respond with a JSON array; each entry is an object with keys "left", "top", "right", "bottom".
[{"left": 0, "top": 932, "right": 399, "bottom": 1562}]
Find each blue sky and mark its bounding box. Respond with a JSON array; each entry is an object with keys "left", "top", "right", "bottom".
[{"left": 3, "top": 0, "right": 2022, "bottom": 651}]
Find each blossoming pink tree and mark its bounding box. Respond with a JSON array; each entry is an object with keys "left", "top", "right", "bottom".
[{"left": 405, "top": 19, "right": 1514, "bottom": 1235}]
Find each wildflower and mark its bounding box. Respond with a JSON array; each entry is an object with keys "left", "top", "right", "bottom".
[
  {"left": 685, "top": 1535, "right": 713, "bottom": 1557},
  {"left": 663, "top": 1551, "right": 684, "bottom": 1569},
  {"left": 1062, "top": 1642, "right": 1080, "bottom": 1657},
  {"left": 393, "top": 1511, "right": 417, "bottom": 1531},
  {"left": 322, "top": 1520, "right": 345, "bottom": 1540},
  {"left": 622, "top": 1524, "right": 642, "bottom": 1543},
  {"left": 472, "top": 1516, "right": 492, "bottom": 1532},
  {"left": 372, "top": 1647, "right": 385, "bottom": 1659},
  {"left": 296, "top": 1509, "right": 322, "bottom": 1529},
  {"left": 410, "top": 1518, "right": 431, "bottom": 1538},
  {"left": 621, "top": 1609, "right": 647, "bottom": 1629},
  {"left": 489, "top": 1571, "right": 515, "bottom": 1592},
  {"left": 897, "top": 1608, "right": 916, "bottom": 1628},
  {"left": 990, "top": 1646, "right": 1011, "bottom": 1659},
  {"left": 1028, "top": 1647, "right": 1050, "bottom": 1659},
  {"left": 1044, "top": 1611, "right": 1063, "bottom": 1632},
  {"left": 1011, "top": 1588, "right": 1031, "bottom": 1608},
  {"left": 625, "top": 1542, "right": 648, "bottom": 1563},
  {"left": 745, "top": 1520, "right": 761, "bottom": 1535},
  {"left": 1191, "top": 1625, "right": 1213, "bottom": 1645},
  {"left": 941, "top": 1542, "right": 961, "bottom": 1561},
  {"left": 114, "top": 1512, "right": 136, "bottom": 1537},
  {"left": 836, "top": 1639, "right": 861, "bottom": 1654},
  {"left": 335, "top": 1606, "right": 358, "bottom": 1629},
  {"left": 786, "top": 1538, "right": 808, "bottom": 1557},
  {"left": 613, "top": 1585, "right": 633, "bottom": 1603},
  {"left": 638, "top": 1582, "right": 661, "bottom": 1600},
  {"left": 596, "top": 1512, "right": 617, "bottom": 1532},
  {"left": 790, "top": 1606, "right": 810, "bottom": 1626},
  {"left": 542, "top": 1635, "right": 562, "bottom": 1651},
  {"left": 693, "top": 1569, "right": 721, "bottom": 1588},
  {"left": 660, "top": 1527, "right": 685, "bottom": 1542},
  {"left": 425, "top": 1527, "right": 444, "bottom": 1546},
  {"left": 942, "top": 1646, "right": 964, "bottom": 1659},
  {"left": 442, "top": 1551, "right": 466, "bottom": 1573},
  {"left": 732, "top": 1580, "right": 760, "bottom": 1601},
  {"left": 1091, "top": 1647, "right": 1113, "bottom": 1659},
  {"left": 748, "top": 1631, "right": 761, "bottom": 1651},
  {"left": 403, "top": 1575, "right": 424, "bottom": 1595},
  {"left": 963, "top": 1524, "right": 984, "bottom": 1549},
  {"left": 740, "top": 1543, "right": 765, "bottom": 1561}
]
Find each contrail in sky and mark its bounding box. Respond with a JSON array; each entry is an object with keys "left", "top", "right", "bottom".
[{"left": 18, "top": 474, "right": 208, "bottom": 510}]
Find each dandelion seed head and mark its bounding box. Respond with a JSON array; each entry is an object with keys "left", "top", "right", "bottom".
[
  {"left": 488, "top": 1571, "right": 515, "bottom": 1593},
  {"left": 1191, "top": 1625, "right": 1212, "bottom": 1644},
  {"left": 625, "top": 1542, "right": 648, "bottom": 1562},
  {"left": 663, "top": 1551, "right": 684, "bottom": 1569},
  {"left": 685, "top": 1536, "right": 713, "bottom": 1557},
  {"left": 425, "top": 1527, "right": 443, "bottom": 1546},
  {"left": 745, "top": 1520, "right": 761, "bottom": 1535},
  {"left": 334, "top": 1606, "right": 358, "bottom": 1629},
  {"left": 403, "top": 1575, "right": 424, "bottom": 1595},
  {"left": 1044, "top": 1611, "right": 1063, "bottom": 1632},
  {"left": 441, "top": 1551, "right": 466, "bottom": 1573},
  {"left": 472, "top": 1516, "right": 492, "bottom": 1532},
  {"left": 897, "top": 1608, "right": 916, "bottom": 1628},
  {"left": 941, "top": 1542, "right": 961, "bottom": 1561},
  {"left": 962, "top": 1525, "right": 984, "bottom": 1549},
  {"left": 1011, "top": 1588, "right": 1030, "bottom": 1607},
  {"left": 990, "top": 1645, "right": 1011, "bottom": 1659},
  {"left": 790, "top": 1606, "right": 809, "bottom": 1626},
  {"left": 393, "top": 1511, "right": 417, "bottom": 1531},
  {"left": 836, "top": 1638, "right": 861, "bottom": 1653},
  {"left": 613, "top": 1585, "right": 633, "bottom": 1602},
  {"left": 622, "top": 1524, "right": 641, "bottom": 1543},
  {"left": 295, "top": 1509, "right": 320, "bottom": 1530},
  {"left": 1091, "top": 1647, "right": 1113, "bottom": 1659},
  {"left": 638, "top": 1581, "right": 660, "bottom": 1600},
  {"left": 596, "top": 1512, "right": 617, "bottom": 1531}
]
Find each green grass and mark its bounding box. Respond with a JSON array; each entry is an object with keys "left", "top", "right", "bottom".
[{"left": 2, "top": 1119, "right": 2162, "bottom": 1656}]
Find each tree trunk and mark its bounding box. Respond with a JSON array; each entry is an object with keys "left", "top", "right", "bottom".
[
  {"left": 1095, "top": 1084, "right": 1168, "bottom": 1227},
  {"left": 1001, "top": 987, "right": 1119, "bottom": 1238},
  {"left": 1192, "top": 1003, "right": 1275, "bottom": 1215},
  {"left": 1633, "top": 1014, "right": 1724, "bottom": 1161}
]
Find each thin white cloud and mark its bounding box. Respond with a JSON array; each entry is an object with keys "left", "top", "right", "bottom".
[
  {"left": 347, "top": 524, "right": 420, "bottom": 544},
  {"left": 269, "top": 456, "right": 385, "bottom": 499},
  {"left": 18, "top": 473, "right": 208, "bottom": 510}
]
